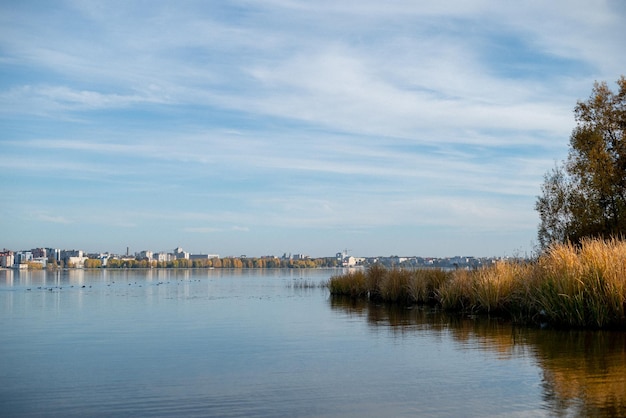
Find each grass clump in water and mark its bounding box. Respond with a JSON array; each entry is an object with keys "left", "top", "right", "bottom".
[
  {"left": 329, "top": 265, "right": 452, "bottom": 305},
  {"left": 327, "top": 270, "right": 369, "bottom": 298}
]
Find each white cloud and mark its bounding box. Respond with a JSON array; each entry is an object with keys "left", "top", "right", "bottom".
[
  {"left": 183, "top": 227, "right": 222, "bottom": 233},
  {"left": 0, "top": 85, "right": 168, "bottom": 115},
  {"left": 1, "top": 0, "right": 625, "bottom": 256},
  {"left": 32, "top": 212, "right": 73, "bottom": 225}
]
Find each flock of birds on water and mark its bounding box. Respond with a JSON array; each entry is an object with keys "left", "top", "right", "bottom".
[{"left": 23, "top": 278, "right": 206, "bottom": 292}]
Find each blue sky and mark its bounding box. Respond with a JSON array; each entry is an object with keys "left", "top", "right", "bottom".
[{"left": 1, "top": 1, "right": 625, "bottom": 257}]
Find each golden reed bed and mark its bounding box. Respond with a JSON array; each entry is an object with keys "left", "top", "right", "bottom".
[{"left": 329, "top": 238, "right": 626, "bottom": 329}]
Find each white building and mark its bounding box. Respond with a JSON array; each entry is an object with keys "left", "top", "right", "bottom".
[
  {"left": 342, "top": 256, "right": 357, "bottom": 267},
  {"left": 67, "top": 256, "right": 88, "bottom": 268},
  {"left": 32, "top": 257, "right": 48, "bottom": 268},
  {"left": 46, "top": 248, "right": 61, "bottom": 263},
  {"left": 156, "top": 252, "right": 173, "bottom": 263},
  {"left": 14, "top": 251, "right": 33, "bottom": 266},
  {"left": 173, "top": 247, "right": 189, "bottom": 260},
  {"left": 137, "top": 250, "right": 154, "bottom": 260},
  {"left": 0, "top": 251, "right": 14, "bottom": 268}
]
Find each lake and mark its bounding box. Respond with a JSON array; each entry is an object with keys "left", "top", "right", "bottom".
[{"left": 1, "top": 268, "right": 625, "bottom": 417}]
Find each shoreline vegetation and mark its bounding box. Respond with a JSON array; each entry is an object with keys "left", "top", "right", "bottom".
[
  {"left": 329, "top": 238, "right": 626, "bottom": 329},
  {"left": 23, "top": 257, "right": 340, "bottom": 270}
]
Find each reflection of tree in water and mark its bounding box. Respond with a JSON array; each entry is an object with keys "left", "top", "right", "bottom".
[{"left": 329, "top": 296, "right": 626, "bottom": 417}]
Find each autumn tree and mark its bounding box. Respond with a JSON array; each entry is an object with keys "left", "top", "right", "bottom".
[
  {"left": 536, "top": 76, "right": 626, "bottom": 249},
  {"left": 84, "top": 259, "right": 102, "bottom": 268}
]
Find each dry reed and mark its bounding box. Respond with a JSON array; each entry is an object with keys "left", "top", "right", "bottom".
[{"left": 328, "top": 238, "right": 626, "bottom": 329}]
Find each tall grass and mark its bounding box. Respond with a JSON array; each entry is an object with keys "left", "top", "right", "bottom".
[
  {"left": 530, "top": 238, "right": 626, "bottom": 328},
  {"left": 329, "top": 266, "right": 453, "bottom": 305},
  {"left": 327, "top": 269, "right": 369, "bottom": 298},
  {"left": 407, "top": 268, "right": 449, "bottom": 304},
  {"left": 328, "top": 238, "right": 626, "bottom": 329}
]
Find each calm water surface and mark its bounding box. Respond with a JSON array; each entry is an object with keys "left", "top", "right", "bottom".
[{"left": 1, "top": 269, "right": 625, "bottom": 417}]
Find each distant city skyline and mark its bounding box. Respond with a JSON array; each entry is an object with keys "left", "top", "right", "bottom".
[
  {"left": 2, "top": 246, "right": 513, "bottom": 273},
  {"left": 2, "top": 1, "right": 626, "bottom": 257},
  {"left": 2, "top": 243, "right": 528, "bottom": 261}
]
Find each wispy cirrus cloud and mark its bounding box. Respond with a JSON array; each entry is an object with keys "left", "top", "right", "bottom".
[
  {"left": 0, "top": 84, "right": 170, "bottom": 116},
  {"left": 1, "top": 0, "right": 625, "bottom": 256},
  {"left": 183, "top": 227, "right": 222, "bottom": 234},
  {"left": 32, "top": 213, "right": 73, "bottom": 225}
]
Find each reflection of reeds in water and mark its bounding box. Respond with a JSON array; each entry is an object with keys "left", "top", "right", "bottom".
[
  {"left": 329, "top": 298, "right": 626, "bottom": 417},
  {"left": 534, "top": 330, "right": 626, "bottom": 417},
  {"left": 328, "top": 238, "right": 626, "bottom": 329}
]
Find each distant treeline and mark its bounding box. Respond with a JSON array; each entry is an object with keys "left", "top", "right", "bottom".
[{"left": 82, "top": 257, "right": 341, "bottom": 269}]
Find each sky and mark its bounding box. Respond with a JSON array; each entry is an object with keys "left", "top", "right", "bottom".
[{"left": 1, "top": 1, "right": 625, "bottom": 258}]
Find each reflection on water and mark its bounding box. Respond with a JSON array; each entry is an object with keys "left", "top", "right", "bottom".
[
  {"left": 535, "top": 331, "right": 626, "bottom": 417},
  {"left": 331, "top": 296, "right": 626, "bottom": 417},
  {"left": 2, "top": 268, "right": 625, "bottom": 417},
  {"left": 0, "top": 267, "right": 301, "bottom": 287}
]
